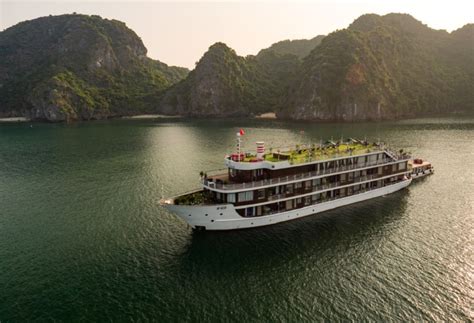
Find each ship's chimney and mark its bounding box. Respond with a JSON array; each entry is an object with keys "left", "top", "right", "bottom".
[{"left": 256, "top": 141, "right": 265, "bottom": 159}]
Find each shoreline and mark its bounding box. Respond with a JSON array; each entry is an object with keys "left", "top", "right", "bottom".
[
  {"left": 0, "top": 117, "right": 30, "bottom": 123},
  {"left": 255, "top": 112, "right": 277, "bottom": 119},
  {"left": 121, "top": 114, "right": 182, "bottom": 119}
]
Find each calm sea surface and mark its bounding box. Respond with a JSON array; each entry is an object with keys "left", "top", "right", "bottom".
[{"left": 0, "top": 117, "right": 473, "bottom": 321}]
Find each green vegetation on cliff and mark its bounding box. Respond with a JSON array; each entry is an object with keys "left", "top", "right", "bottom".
[
  {"left": 0, "top": 14, "right": 188, "bottom": 121},
  {"left": 281, "top": 14, "right": 474, "bottom": 120},
  {"left": 160, "top": 35, "right": 324, "bottom": 116},
  {"left": 257, "top": 35, "right": 325, "bottom": 59},
  {"left": 161, "top": 14, "right": 473, "bottom": 120},
  {"left": 1, "top": 13, "right": 472, "bottom": 122}
]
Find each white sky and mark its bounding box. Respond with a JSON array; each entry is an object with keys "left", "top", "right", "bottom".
[{"left": 1, "top": 0, "right": 472, "bottom": 69}]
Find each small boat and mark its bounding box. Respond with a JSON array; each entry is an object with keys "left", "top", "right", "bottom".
[{"left": 408, "top": 158, "right": 434, "bottom": 179}]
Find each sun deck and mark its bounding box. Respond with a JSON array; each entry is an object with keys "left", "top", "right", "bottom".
[{"left": 233, "top": 141, "right": 383, "bottom": 165}]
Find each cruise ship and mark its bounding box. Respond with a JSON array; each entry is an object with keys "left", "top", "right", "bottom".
[{"left": 161, "top": 136, "right": 412, "bottom": 231}]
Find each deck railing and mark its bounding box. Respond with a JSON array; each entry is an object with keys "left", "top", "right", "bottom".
[
  {"left": 204, "top": 154, "right": 410, "bottom": 191},
  {"left": 238, "top": 178, "right": 408, "bottom": 216}
]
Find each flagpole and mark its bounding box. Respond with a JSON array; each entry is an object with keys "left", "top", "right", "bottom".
[{"left": 236, "top": 132, "right": 240, "bottom": 162}]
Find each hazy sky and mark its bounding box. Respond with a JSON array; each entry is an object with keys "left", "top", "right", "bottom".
[{"left": 1, "top": 0, "right": 472, "bottom": 69}]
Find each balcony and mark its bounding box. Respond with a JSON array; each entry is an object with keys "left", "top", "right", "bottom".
[{"left": 203, "top": 155, "right": 409, "bottom": 191}]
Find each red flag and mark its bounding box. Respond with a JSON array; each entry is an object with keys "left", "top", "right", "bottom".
[{"left": 239, "top": 128, "right": 245, "bottom": 136}]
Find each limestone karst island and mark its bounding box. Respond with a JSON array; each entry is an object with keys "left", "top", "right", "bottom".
[{"left": 0, "top": 13, "right": 472, "bottom": 122}]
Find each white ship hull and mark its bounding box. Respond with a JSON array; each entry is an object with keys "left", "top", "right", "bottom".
[{"left": 164, "top": 179, "right": 412, "bottom": 231}]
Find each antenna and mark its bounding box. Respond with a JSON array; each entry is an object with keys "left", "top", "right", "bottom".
[{"left": 161, "top": 183, "right": 164, "bottom": 200}]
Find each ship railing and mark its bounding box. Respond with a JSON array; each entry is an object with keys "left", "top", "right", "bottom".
[
  {"left": 384, "top": 148, "right": 411, "bottom": 161},
  {"left": 259, "top": 174, "right": 380, "bottom": 203},
  {"left": 243, "top": 178, "right": 407, "bottom": 217},
  {"left": 203, "top": 156, "right": 409, "bottom": 191}
]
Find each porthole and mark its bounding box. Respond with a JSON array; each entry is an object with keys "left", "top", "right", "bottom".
[
  {"left": 211, "top": 220, "right": 215, "bottom": 222},
  {"left": 251, "top": 222, "right": 254, "bottom": 225},
  {"left": 205, "top": 214, "right": 208, "bottom": 216},
  {"left": 219, "top": 213, "right": 223, "bottom": 216},
  {"left": 188, "top": 214, "right": 191, "bottom": 217}
]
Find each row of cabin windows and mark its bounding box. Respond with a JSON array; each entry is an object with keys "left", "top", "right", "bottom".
[
  {"left": 226, "top": 191, "right": 253, "bottom": 203},
  {"left": 230, "top": 153, "right": 389, "bottom": 181},
  {"left": 238, "top": 176, "right": 405, "bottom": 217},
  {"left": 315, "top": 153, "right": 387, "bottom": 170},
  {"left": 222, "top": 162, "right": 406, "bottom": 204}
]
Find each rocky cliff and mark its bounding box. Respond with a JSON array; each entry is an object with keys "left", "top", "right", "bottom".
[
  {"left": 279, "top": 14, "right": 474, "bottom": 121},
  {"left": 0, "top": 14, "right": 188, "bottom": 121},
  {"left": 159, "top": 36, "right": 324, "bottom": 116},
  {"left": 160, "top": 43, "right": 259, "bottom": 116},
  {"left": 2, "top": 13, "right": 472, "bottom": 122}
]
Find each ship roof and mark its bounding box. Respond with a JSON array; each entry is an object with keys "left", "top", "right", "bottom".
[{"left": 230, "top": 139, "right": 383, "bottom": 165}]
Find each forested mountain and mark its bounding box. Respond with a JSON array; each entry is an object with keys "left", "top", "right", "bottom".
[
  {"left": 0, "top": 13, "right": 472, "bottom": 122},
  {"left": 160, "top": 36, "right": 324, "bottom": 116},
  {"left": 160, "top": 14, "right": 473, "bottom": 120},
  {"left": 0, "top": 14, "right": 188, "bottom": 121},
  {"left": 280, "top": 14, "right": 474, "bottom": 120},
  {"left": 257, "top": 35, "right": 325, "bottom": 59},
  {"left": 160, "top": 43, "right": 260, "bottom": 116}
]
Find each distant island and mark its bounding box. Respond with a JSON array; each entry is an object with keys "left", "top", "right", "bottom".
[{"left": 0, "top": 13, "right": 472, "bottom": 122}]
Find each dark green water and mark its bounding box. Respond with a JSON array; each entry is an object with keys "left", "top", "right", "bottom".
[{"left": 0, "top": 118, "right": 473, "bottom": 321}]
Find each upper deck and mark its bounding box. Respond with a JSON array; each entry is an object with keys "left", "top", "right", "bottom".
[
  {"left": 225, "top": 140, "right": 404, "bottom": 171},
  {"left": 204, "top": 139, "right": 410, "bottom": 191}
]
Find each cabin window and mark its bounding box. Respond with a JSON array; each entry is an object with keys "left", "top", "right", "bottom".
[
  {"left": 340, "top": 173, "right": 346, "bottom": 182},
  {"left": 295, "top": 182, "right": 302, "bottom": 189},
  {"left": 245, "top": 207, "right": 254, "bottom": 217},
  {"left": 304, "top": 196, "right": 311, "bottom": 205},
  {"left": 227, "top": 193, "right": 236, "bottom": 203},
  {"left": 304, "top": 180, "right": 311, "bottom": 189},
  {"left": 216, "top": 192, "right": 221, "bottom": 201},
  {"left": 263, "top": 205, "right": 272, "bottom": 215},
  {"left": 256, "top": 189, "right": 265, "bottom": 200},
  {"left": 268, "top": 186, "right": 277, "bottom": 196},
  {"left": 312, "top": 193, "right": 320, "bottom": 201},
  {"left": 399, "top": 162, "right": 406, "bottom": 170},
  {"left": 230, "top": 168, "right": 237, "bottom": 177},
  {"left": 348, "top": 172, "right": 354, "bottom": 181},
  {"left": 285, "top": 184, "right": 294, "bottom": 194},
  {"left": 369, "top": 155, "right": 377, "bottom": 163},
  {"left": 286, "top": 200, "right": 293, "bottom": 210},
  {"left": 238, "top": 191, "right": 253, "bottom": 202},
  {"left": 256, "top": 169, "right": 263, "bottom": 176},
  {"left": 392, "top": 164, "right": 397, "bottom": 172},
  {"left": 378, "top": 167, "right": 383, "bottom": 175},
  {"left": 312, "top": 178, "right": 321, "bottom": 187},
  {"left": 296, "top": 198, "right": 302, "bottom": 205}
]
